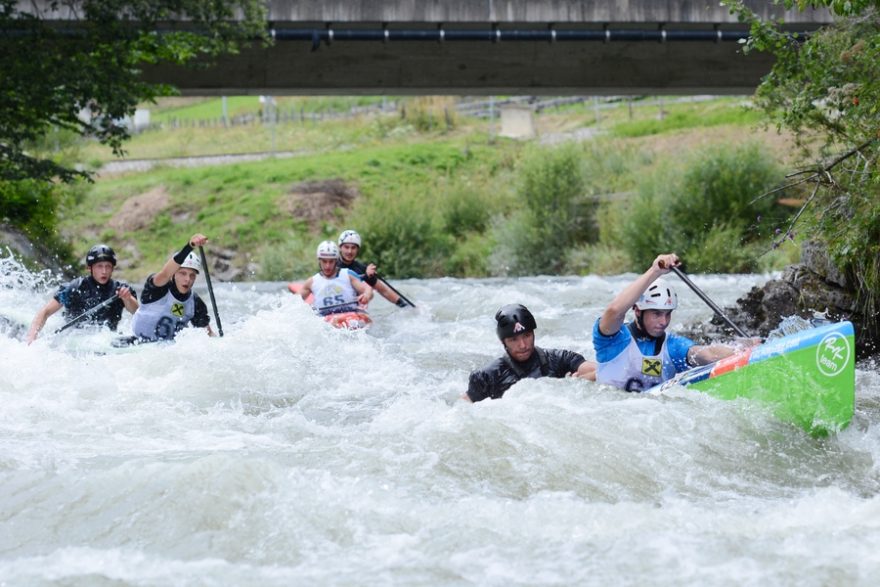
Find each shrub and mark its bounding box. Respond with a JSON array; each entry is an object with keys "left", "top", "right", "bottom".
[
  {"left": 670, "top": 142, "right": 781, "bottom": 245},
  {"left": 0, "top": 179, "right": 76, "bottom": 265},
  {"left": 353, "top": 189, "right": 452, "bottom": 277},
  {"left": 621, "top": 143, "right": 786, "bottom": 272},
  {"left": 565, "top": 242, "right": 632, "bottom": 275},
  {"left": 257, "top": 234, "right": 314, "bottom": 281},
  {"left": 491, "top": 143, "right": 596, "bottom": 275}
]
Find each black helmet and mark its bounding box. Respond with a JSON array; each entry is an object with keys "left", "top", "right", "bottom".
[
  {"left": 495, "top": 304, "right": 537, "bottom": 340},
  {"left": 86, "top": 244, "right": 117, "bottom": 266}
]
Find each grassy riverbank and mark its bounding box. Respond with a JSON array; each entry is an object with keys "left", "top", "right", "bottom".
[{"left": 58, "top": 96, "right": 801, "bottom": 282}]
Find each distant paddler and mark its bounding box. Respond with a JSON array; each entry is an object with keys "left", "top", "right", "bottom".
[
  {"left": 26, "top": 244, "right": 138, "bottom": 344},
  {"left": 337, "top": 229, "right": 413, "bottom": 308},
  {"left": 593, "top": 253, "right": 759, "bottom": 392},
  {"left": 299, "top": 240, "right": 373, "bottom": 321},
  {"left": 130, "top": 233, "right": 214, "bottom": 342}
]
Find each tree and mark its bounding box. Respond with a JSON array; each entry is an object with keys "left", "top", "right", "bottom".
[
  {"left": 0, "top": 0, "right": 267, "bottom": 183},
  {"left": 724, "top": 0, "right": 880, "bottom": 342}
]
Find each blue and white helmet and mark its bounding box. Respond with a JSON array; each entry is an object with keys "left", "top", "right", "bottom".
[
  {"left": 635, "top": 280, "right": 678, "bottom": 311},
  {"left": 338, "top": 229, "right": 362, "bottom": 248}
]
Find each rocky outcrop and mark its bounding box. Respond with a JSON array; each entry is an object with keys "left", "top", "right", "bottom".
[
  {"left": 692, "top": 241, "right": 876, "bottom": 358},
  {"left": 0, "top": 223, "right": 72, "bottom": 277}
]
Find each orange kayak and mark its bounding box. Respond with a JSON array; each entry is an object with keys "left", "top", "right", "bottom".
[{"left": 324, "top": 311, "right": 372, "bottom": 330}]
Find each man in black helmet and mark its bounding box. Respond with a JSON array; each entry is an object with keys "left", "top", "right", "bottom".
[
  {"left": 26, "top": 244, "right": 138, "bottom": 343},
  {"left": 463, "top": 304, "right": 597, "bottom": 403}
]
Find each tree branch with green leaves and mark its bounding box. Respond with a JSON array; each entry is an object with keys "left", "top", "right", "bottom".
[{"left": 0, "top": 0, "right": 269, "bottom": 184}]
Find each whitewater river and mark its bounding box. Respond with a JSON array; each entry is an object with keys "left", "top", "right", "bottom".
[{"left": 2, "top": 256, "right": 879, "bottom": 586}]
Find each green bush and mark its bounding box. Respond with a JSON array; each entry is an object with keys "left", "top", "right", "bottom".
[
  {"left": 671, "top": 143, "right": 781, "bottom": 243},
  {"left": 682, "top": 224, "right": 756, "bottom": 273},
  {"left": 620, "top": 143, "right": 785, "bottom": 272},
  {"left": 445, "top": 232, "right": 494, "bottom": 277},
  {"left": 565, "top": 242, "right": 632, "bottom": 275},
  {"left": 441, "top": 181, "right": 493, "bottom": 237},
  {"left": 0, "top": 179, "right": 76, "bottom": 265},
  {"left": 353, "top": 189, "right": 452, "bottom": 278},
  {"left": 491, "top": 143, "right": 596, "bottom": 275}
]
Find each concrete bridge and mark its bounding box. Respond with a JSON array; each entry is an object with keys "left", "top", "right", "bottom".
[{"left": 35, "top": 1, "right": 834, "bottom": 95}]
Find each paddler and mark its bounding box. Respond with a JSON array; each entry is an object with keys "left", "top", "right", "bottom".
[
  {"left": 593, "top": 253, "right": 753, "bottom": 391},
  {"left": 299, "top": 240, "right": 373, "bottom": 316},
  {"left": 337, "top": 229, "right": 409, "bottom": 307},
  {"left": 130, "top": 233, "right": 214, "bottom": 341},
  {"left": 26, "top": 244, "right": 138, "bottom": 344},
  {"left": 463, "top": 304, "right": 597, "bottom": 403}
]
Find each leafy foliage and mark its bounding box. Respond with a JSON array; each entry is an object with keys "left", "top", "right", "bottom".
[
  {"left": 620, "top": 143, "right": 784, "bottom": 272},
  {"left": 491, "top": 143, "right": 596, "bottom": 275},
  {"left": 0, "top": 0, "right": 268, "bottom": 183},
  {"left": 725, "top": 0, "right": 880, "bottom": 338}
]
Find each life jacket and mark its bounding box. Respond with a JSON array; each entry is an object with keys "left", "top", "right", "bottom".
[
  {"left": 596, "top": 323, "right": 676, "bottom": 392},
  {"left": 131, "top": 287, "right": 195, "bottom": 341},
  {"left": 311, "top": 268, "right": 359, "bottom": 316},
  {"left": 502, "top": 347, "right": 550, "bottom": 379},
  {"left": 57, "top": 276, "right": 125, "bottom": 329}
]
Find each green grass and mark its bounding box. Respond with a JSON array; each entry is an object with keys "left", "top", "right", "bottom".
[
  {"left": 610, "top": 100, "right": 764, "bottom": 137},
  {"left": 65, "top": 137, "right": 515, "bottom": 280}
]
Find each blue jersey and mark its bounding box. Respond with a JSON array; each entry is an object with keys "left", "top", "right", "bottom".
[{"left": 592, "top": 318, "right": 694, "bottom": 373}]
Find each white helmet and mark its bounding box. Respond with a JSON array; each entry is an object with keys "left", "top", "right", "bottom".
[
  {"left": 338, "top": 229, "right": 362, "bottom": 248},
  {"left": 635, "top": 280, "right": 678, "bottom": 311},
  {"left": 316, "top": 240, "right": 339, "bottom": 259},
  {"left": 180, "top": 251, "right": 201, "bottom": 273}
]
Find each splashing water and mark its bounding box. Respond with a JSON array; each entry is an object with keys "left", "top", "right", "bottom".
[{"left": 2, "top": 255, "right": 879, "bottom": 586}]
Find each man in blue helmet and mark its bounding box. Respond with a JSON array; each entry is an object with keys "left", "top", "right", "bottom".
[
  {"left": 593, "top": 253, "right": 748, "bottom": 392},
  {"left": 337, "top": 229, "right": 408, "bottom": 308},
  {"left": 26, "top": 244, "right": 138, "bottom": 343},
  {"left": 463, "top": 304, "right": 597, "bottom": 403}
]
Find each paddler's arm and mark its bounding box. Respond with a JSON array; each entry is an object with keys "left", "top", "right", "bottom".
[
  {"left": 687, "top": 344, "right": 736, "bottom": 366},
  {"left": 118, "top": 286, "right": 138, "bottom": 314},
  {"left": 572, "top": 359, "right": 597, "bottom": 381},
  {"left": 25, "top": 298, "right": 63, "bottom": 344},
  {"left": 350, "top": 273, "right": 374, "bottom": 306},
  {"left": 687, "top": 337, "right": 763, "bottom": 366},
  {"left": 598, "top": 253, "right": 680, "bottom": 336},
  {"left": 153, "top": 233, "right": 208, "bottom": 288},
  {"left": 299, "top": 277, "right": 314, "bottom": 302}
]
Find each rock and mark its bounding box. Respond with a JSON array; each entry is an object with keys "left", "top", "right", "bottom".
[
  {"left": 0, "top": 223, "right": 71, "bottom": 276},
  {"left": 801, "top": 239, "right": 848, "bottom": 288}
]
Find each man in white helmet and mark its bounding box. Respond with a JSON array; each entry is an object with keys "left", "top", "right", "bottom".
[
  {"left": 337, "top": 229, "right": 409, "bottom": 308},
  {"left": 131, "top": 233, "right": 214, "bottom": 341},
  {"left": 299, "top": 240, "right": 373, "bottom": 315},
  {"left": 593, "top": 253, "right": 744, "bottom": 392}
]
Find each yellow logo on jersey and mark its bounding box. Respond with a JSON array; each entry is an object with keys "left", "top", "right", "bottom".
[
  {"left": 642, "top": 358, "right": 662, "bottom": 376},
  {"left": 171, "top": 302, "right": 185, "bottom": 317}
]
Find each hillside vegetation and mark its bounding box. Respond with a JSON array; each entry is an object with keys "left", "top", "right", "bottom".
[{"left": 49, "top": 96, "right": 800, "bottom": 282}]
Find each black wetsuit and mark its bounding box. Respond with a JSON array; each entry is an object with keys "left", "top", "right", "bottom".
[
  {"left": 337, "top": 259, "right": 378, "bottom": 287},
  {"left": 53, "top": 276, "right": 134, "bottom": 331},
  {"left": 466, "top": 347, "right": 587, "bottom": 402}
]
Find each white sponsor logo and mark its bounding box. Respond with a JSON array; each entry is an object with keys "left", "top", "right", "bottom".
[
  {"left": 513, "top": 321, "right": 525, "bottom": 333},
  {"left": 815, "top": 332, "right": 850, "bottom": 377}
]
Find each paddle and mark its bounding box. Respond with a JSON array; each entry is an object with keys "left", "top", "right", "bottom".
[
  {"left": 54, "top": 294, "right": 119, "bottom": 334},
  {"left": 668, "top": 265, "right": 748, "bottom": 338},
  {"left": 376, "top": 274, "right": 415, "bottom": 308},
  {"left": 198, "top": 246, "right": 224, "bottom": 337},
  {"left": 315, "top": 301, "right": 364, "bottom": 314}
]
